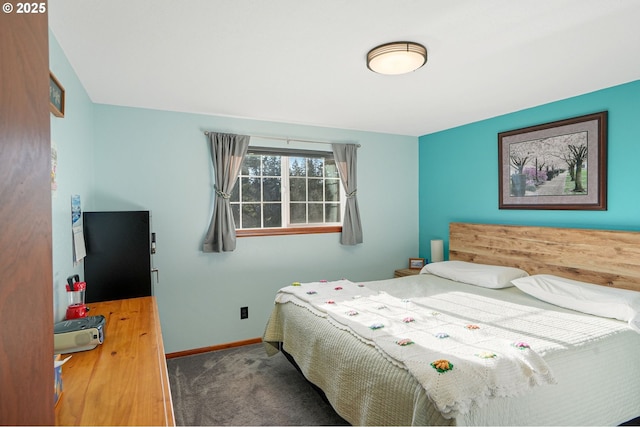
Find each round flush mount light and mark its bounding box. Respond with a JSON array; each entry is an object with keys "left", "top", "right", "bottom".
[{"left": 366, "top": 41, "right": 427, "bottom": 75}]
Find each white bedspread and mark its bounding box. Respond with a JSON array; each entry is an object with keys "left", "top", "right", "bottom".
[
  {"left": 277, "top": 279, "right": 556, "bottom": 418},
  {"left": 266, "top": 274, "right": 640, "bottom": 425}
]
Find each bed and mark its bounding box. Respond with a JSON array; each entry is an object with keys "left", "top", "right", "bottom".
[{"left": 263, "top": 223, "right": 640, "bottom": 426}]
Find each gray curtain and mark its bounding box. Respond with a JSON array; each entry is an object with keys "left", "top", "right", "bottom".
[
  {"left": 203, "top": 132, "right": 250, "bottom": 252},
  {"left": 332, "top": 143, "right": 363, "bottom": 245}
]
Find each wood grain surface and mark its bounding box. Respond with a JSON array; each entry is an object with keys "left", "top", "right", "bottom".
[
  {"left": 449, "top": 222, "right": 640, "bottom": 292},
  {"left": 55, "top": 297, "right": 175, "bottom": 426},
  {"left": 0, "top": 6, "right": 54, "bottom": 425}
]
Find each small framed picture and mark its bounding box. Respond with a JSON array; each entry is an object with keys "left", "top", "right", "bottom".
[
  {"left": 408, "top": 258, "right": 425, "bottom": 270},
  {"left": 49, "top": 71, "right": 65, "bottom": 118}
]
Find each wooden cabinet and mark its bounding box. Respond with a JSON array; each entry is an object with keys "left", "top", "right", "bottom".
[
  {"left": 394, "top": 268, "right": 421, "bottom": 278},
  {"left": 55, "top": 297, "right": 175, "bottom": 426}
]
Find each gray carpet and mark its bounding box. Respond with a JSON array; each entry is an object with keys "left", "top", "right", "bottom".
[{"left": 167, "top": 343, "right": 350, "bottom": 426}]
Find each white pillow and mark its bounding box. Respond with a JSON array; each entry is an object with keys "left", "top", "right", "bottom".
[
  {"left": 420, "top": 260, "right": 529, "bottom": 289},
  {"left": 511, "top": 274, "right": 640, "bottom": 332}
]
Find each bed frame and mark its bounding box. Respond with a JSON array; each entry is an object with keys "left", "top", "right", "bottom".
[{"left": 449, "top": 222, "right": 640, "bottom": 292}]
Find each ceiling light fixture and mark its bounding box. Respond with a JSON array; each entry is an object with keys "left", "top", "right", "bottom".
[{"left": 366, "top": 41, "right": 427, "bottom": 75}]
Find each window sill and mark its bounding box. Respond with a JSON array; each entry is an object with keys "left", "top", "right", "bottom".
[{"left": 237, "top": 226, "right": 342, "bottom": 237}]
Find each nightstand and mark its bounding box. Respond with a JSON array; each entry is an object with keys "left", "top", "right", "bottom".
[{"left": 394, "top": 268, "right": 421, "bottom": 278}]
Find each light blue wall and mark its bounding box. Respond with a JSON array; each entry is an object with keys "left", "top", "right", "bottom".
[
  {"left": 49, "top": 32, "right": 96, "bottom": 322},
  {"left": 49, "top": 29, "right": 419, "bottom": 352},
  {"left": 418, "top": 80, "right": 640, "bottom": 260},
  {"left": 90, "top": 106, "right": 418, "bottom": 352},
  {"left": 49, "top": 28, "right": 419, "bottom": 352}
]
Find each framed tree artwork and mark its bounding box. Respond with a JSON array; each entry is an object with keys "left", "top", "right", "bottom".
[{"left": 498, "top": 111, "right": 607, "bottom": 210}]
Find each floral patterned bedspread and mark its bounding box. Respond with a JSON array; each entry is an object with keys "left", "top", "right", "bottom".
[{"left": 275, "top": 279, "right": 556, "bottom": 419}]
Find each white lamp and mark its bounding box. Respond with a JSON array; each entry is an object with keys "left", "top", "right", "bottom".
[
  {"left": 367, "top": 42, "right": 427, "bottom": 75},
  {"left": 430, "top": 239, "right": 444, "bottom": 263}
]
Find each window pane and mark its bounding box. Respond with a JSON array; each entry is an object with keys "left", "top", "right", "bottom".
[
  {"left": 290, "top": 203, "right": 306, "bottom": 223},
  {"left": 308, "top": 204, "right": 323, "bottom": 223},
  {"left": 230, "top": 180, "right": 240, "bottom": 202},
  {"left": 325, "top": 159, "right": 339, "bottom": 178},
  {"left": 242, "top": 155, "right": 261, "bottom": 176},
  {"left": 231, "top": 204, "right": 240, "bottom": 226},
  {"left": 307, "top": 158, "right": 323, "bottom": 177},
  {"left": 242, "top": 177, "right": 261, "bottom": 202},
  {"left": 326, "top": 203, "right": 340, "bottom": 223},
  {"left": 263, "top": 203, "right": 282, "bottom": 228},
  {"left": 325, "top": 179, "right": 340, "bottom": 201},
  {"left": 262, "top": 156, "right": 281, "bottom": 176},
  {"left": 234, "top": 152, "right": 342, "bottom": 232},
  {"left": 289, "top": 157, "right": 306, "bottom": 176},
  {"left": 242, "top": 204, "right": 261, "bottom": 228},
  {"left": 290, "top": 177, "right": 307, "bottom": 201},
  {"left": 308, "top": 178, "right": 323, "bottom": 201},
  {"left": 263, "top": 178, "right": 281, "bottom": 201}
]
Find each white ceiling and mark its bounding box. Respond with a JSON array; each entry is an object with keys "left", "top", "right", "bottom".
[{"left": 48, "top": 0, "right": 640, "bottom": 137}]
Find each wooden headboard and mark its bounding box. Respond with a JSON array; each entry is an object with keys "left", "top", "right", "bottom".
[{"left": 449, "top": 222, "right": 640, "bottom": 292}]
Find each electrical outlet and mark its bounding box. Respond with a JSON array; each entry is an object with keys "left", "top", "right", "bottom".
[{"left": 240, "top": 306, "right": 248, "bottom": 319}]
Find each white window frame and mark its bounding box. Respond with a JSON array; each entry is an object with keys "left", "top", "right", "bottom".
[{"left": 232, "top": 148, "right": 345, "bottom": 236}]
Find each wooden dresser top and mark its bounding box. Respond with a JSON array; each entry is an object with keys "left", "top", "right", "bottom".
[{"left": 55, "top": 296, "right": 175, "bottom": 426}]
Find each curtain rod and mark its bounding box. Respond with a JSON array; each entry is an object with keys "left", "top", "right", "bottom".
[{"left": 203, "top": 131, "right": 360, "bottom": 148}]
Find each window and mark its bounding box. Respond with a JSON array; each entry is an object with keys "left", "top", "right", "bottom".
[{"left": 230, "top": 148, "right": 344, "bottom": 236}]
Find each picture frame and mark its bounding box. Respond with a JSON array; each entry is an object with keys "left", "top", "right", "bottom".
[
  {"left": 49, "top": 72, "right": 65, "bottom": 118},
  {"left": 408, "top": 258, "right": 425, "bottom": 270},
  {"left": 498, "top": 111, "right": 607, "bottom": 210}
]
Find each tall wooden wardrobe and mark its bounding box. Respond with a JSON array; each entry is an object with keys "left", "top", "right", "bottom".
[{"left": 0, "top": 3, "right": 54, "bottom": 425}]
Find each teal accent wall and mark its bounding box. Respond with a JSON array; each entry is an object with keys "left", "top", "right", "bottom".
[{"left": 418, "top": 80, "right": 640, "bottom": 260}]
